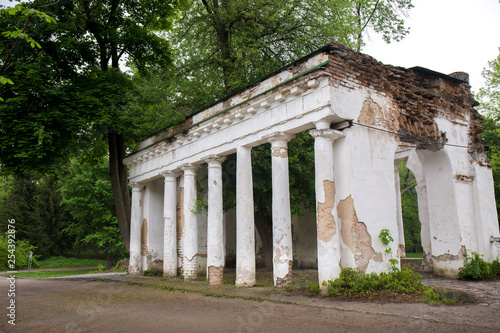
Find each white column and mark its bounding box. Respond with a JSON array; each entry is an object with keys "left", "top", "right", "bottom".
[
  {"left": 267, "top": 132, "right": 295, "bottom": 287},
  {"left": 129, "top": 183, "right": 143, "bottom": 275},
  {"left": 206, "top": 155, "right": 226, "bottom": 285},
  {"left": 236, "top": 146, "right": 256, "bottom": 287},
  {"left": 162, "top": 171, "right": 179, "bottom": 277},
  {"left": 182, "top": 164, "right": 199, "bottom": 280},
  {"left": 394, "top": 162, "right": 406, "bottom": 258},
  {"left": 310, "top": 120, "right": 344, "bottom": 291}
]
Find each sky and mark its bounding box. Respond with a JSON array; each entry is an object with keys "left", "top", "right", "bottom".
[
  {"left": 363, "top": 0, "right": 500, "bottom": 92},
  {"left": 1, "top": 0, "right": 500, "bottom": 91}
]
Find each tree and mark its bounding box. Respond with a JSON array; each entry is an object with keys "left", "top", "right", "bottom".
[
  {"left": 167, "top": 0, "right": 412, "bottom": 111},
  {"left": 172, "top": 0, "right": 413, "bottom": 269},
  {"left": 0, "top": 1, "right": 57, "bottom": 101},
  {"left": 0, "top": 173, "right": 74, "bottom": 258},
  {"left": 478, "top": 47, "right": 500, "bottom": 224},
  {"left": 478, "top": 47, "right": 500, "bottom": 117},
  {"left": 61, "top": 156, "right": 126, "bottom": 268},
  {"left": 0, "top": 0, "right": 188, "bottom": 252},
  {"left": 398, "top": 162, "right": 421, "bottom": 253}
]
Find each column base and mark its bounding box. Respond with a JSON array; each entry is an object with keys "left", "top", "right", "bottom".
[
  {"left": 183, "top": 259, "right": 198, "bottom": 280},
  {"left": 274, "top": 260, "right": 293, "bottom": 287},
  {"left": 207, "top": 266, "right": 224, "bottom": 285}
]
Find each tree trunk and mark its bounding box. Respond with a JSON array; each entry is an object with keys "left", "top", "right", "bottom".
[
  {"left": 254, "top": 210, "right": 273, "bottom": 271},
  {"left": 108, "top": 129, "right": 131, "bottom": 252}
]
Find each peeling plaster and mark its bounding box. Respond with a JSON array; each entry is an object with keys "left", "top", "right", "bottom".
[
  {"left": 176, "top": 187, "right": 184, "bottom": 240},
  {"left": 272, "top": 147, "right": 288, "bottom": 158},
  {"left": 357, "top": 98, "right": 385, "bottom": 126},
  {"left": 141, "top": 218, "right": 148, "bottom": 256},
  {"left": 338, "top": 195, "right": 382, "bottom": 273},
  {"left": 275, "top": 260, "right": 293, "bottom": 287},
  {"left": 317, "top": 180, "right": 336, "bottom": 242},
  {"left": 434, "top": 245, "right": 466, "bottom": 262}
]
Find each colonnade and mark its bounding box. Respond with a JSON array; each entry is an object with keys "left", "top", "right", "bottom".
[{"left": 128, "top": 120, "right": 345, "bottom": 287}]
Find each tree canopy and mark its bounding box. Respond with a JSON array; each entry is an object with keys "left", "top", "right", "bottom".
[
  {"left": 0, "top": 0, "right": 415, "bottom": 263},
  {"left": 478, "top": 47, "right": 500, "bottom": 223}
]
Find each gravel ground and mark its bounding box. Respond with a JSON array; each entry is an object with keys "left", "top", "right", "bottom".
[{"left": 0, "top": 272, "right": 499, "bottom": 333}]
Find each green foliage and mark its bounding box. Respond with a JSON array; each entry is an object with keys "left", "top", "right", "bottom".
[
  {"left": 143, "top": 269, "right": 157, "bottom": 277},
  {"left": 378, "top": 229, "right": 393, "bottom": 246},
  {"left": 0, "top": 173, "right": 74, "bottom": 258},
  {"left": 478, "top": 47, "right": 500, "bottom": 118},
  {"left": 168, "top": 0, "right": 413, "bottom": 111},
  {"left": 222, "top": 130, "right": 315, "bottom": 217},
  {"left": 491, "top": 260, "right": 500, "bottom": 275},
  {"left": 378, "top": 229, "right": 399, "bottom": 271},
  {"left": 457, "top": 251, "right": 494, "bottom": 280},
  {"left": 478, "top": 48, "right": 500, "bottom": 228},
  {"left": 0, "top": 1, "right": 57, "bottom": 101},
  {"left": 61, "top": 157, "right": 126, "bottom": 258},
  {"left": 479, "top": 117, "right": 500, "bottom": 223},
  {"left": 37, "top": 256, "right": 106, "bottom": 269},
  {"left": 306, "top": 280, "right": 321, "bottom": 296},
  {"left": 0, "top": 234, "right": 39, "bottom": 270},
  {"left": 190, "top": 199, "right": 208, "bottom": 215},
  {"left": 398, "top": 162, "right": 423, "bottom": 254},
  {"left": 11, "top": 269, "right": 96, "bottom": 278},
  {"left": 323, "top": 267, "right": 440, "bottom": 303}
]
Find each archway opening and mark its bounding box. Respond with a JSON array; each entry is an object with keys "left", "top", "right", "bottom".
[{"left": 398, "top": 160, "right": 423, "bottom": 258}]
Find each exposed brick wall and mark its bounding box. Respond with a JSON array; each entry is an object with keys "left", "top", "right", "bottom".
[{"left": 325, "top": 42, "right": 484, "bottom": 155}]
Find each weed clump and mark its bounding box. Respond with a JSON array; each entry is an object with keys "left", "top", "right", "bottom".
[
  {"left": 457, "top": 251, "right": 498, "bottom": 280},
  {"left": 143, "top": 269, "right": 158, "bottom": 277},
  {"left": 319, "top": 267, "right": 453, "bottom": 304}
]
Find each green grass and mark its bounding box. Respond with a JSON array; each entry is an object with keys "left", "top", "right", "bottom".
[
  {"left": 405, "top": 253, "right": 423, "bottom": 259},
  {"left": 37, "top": 256, "right": 106, "bottom": 269},
  {"left": 5, "top": 269, "right": 97, "bottom": 278}
]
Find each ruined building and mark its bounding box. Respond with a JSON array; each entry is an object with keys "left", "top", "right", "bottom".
[{"left": 123, "top": 42, "right": 500, "bottom": 289}]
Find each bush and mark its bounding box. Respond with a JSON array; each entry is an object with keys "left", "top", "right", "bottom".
[
  {"left": 491, "top": 260, "right": 500, "bottom": 276},
  {"left": 457, "top": 252, "right": 493, "bottom": 280},
  {"left": 0, "top": 234, "right": 39, "bottom": 270},
  {"left": 143, "top": 269, "right": 157, "bottom": 276},
  {"left": 323, "top": 267, "right": 438, "bottom": 300}
]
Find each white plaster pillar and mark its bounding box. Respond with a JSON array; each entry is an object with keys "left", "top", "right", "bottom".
[
  {"left": 129, "top": 183, "right": 143, "bottom": 275},
  {"left": 416, "top": 149, "right": 463, "bottom": 277},
  {"left": 266, "top": 132, "right": 295, "bottom": 287},
  {"left": 206, "top": 155, "right": 226, "bottom": 285},
  {"left": 162, "top": 171, "right": 179, "bottom": 277},
  {"left": 236, "top": 146, "right": 256, "bottom": 287},
  {"left": 407, "top": 150, "right": 433, "bottom": 272},
  {"left": 182, "top": 164, "right": 199, "bottom": 280},
  {"left": 472, "top": 162, "right": 500, "bottom": 261},
  {"left": 393, "top": 161, "right": 406, "bottom": 258},
  {"left": 310, "top": 121, "right": 344, "bottom": 290}
]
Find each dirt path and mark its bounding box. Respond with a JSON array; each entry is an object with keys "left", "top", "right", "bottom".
[{"left": 0, "top": 276, "right": 499, "bottom": 333}]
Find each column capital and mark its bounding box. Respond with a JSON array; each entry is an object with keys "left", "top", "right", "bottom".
[
  {"left": 309, "top": 129, "right": 345, "bottom": 142},
  {"left": 161, "top": 170, "right": 181, "bottom": 181},
  {"left": 130, "top": 183, "right": 143, "bottom": 191},
  {"left": 205, "top": 155, "right": 226, "bottom": 167},
  {"left": 314, "top": 117, "right": 334, "bottom": 130},
  {"left": 180, "top": 163, "right": 198, "bottom": 175},
  {"left": 263, "top": 132, "right": 295, "bottom": 148}
]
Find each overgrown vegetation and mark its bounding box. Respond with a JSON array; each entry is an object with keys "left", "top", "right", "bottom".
[
  {"left": 457, "top": 251, "right": 500, "bottom": 280},
  {"left": 143, "top": 269, "right": 158, "bottom": 277},
  {"left": 316, "top": 267, "right": 452, "bottom": 304},
  {"left": 8, "top": 268, "right": 96, "bottom": 278},
  {"left": 37, "top": 256, "right": 106, "bottom": 269},
  {"left": 0, "top": 234, "right": 38, "bottom": 270}
]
